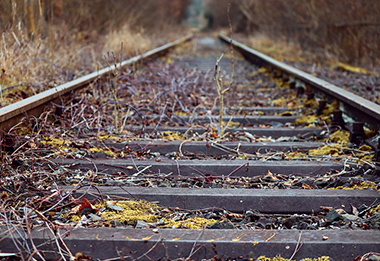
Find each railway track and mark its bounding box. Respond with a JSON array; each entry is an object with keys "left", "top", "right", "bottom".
[{"left": 0, "top": 34, "right": 379, "bottom": 261}]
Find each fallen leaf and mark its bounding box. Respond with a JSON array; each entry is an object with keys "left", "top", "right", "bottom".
[
  {"left": 68, "top": 198, "right": 98, "bottom": 215},
  {"left": 351, "top": 204, "right": 359, "bottom": 216},
  {"left": 302, "top": 183, "right": 313, "bottom": 189},
  {"left": 320, "top": 206, "right": 333, "bottom": 211}
]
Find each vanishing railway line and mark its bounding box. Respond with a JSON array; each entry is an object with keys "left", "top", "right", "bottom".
[{"left": 0, "top": 35, "right": 379, "bottom": 260}]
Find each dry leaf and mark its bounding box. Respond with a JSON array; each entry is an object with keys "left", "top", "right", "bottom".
[
  {"left": 351, "top": 204, "right": 359, "bottom": 216},
  {"left": 302, "top": 183, "right": 313, "bottom": 189}
]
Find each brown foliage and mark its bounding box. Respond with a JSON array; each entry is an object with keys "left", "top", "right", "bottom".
[
  {"left": 206, "top": 0, "right": 380, "bottom": 66},
  {"left": 0, "top": 0, "right": 190, "bottom": 34}
]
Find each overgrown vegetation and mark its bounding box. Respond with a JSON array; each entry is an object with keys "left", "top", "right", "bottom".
[
  {"left": 0, "top": 0, "right": 189, "bottom": 107},
  {"left": 205, "top": 0, "right": 380, "bottom": 67}
]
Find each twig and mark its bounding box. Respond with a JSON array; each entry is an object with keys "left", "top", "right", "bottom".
[
  {"left": 214, "top": 54, "right": 230, "bottom": 138},
  {"left": 289, "top": 231, "right": 303, "bottom": 260},
  {"left": 136, "top": 237, "right": 162, "bottom": 260},
  {"left": 227, "top": 161, "right": 249, "bottom": 177},
  {"left": 133, "top": 165, "right": 152, "bottom": 176},
  {"left": 186, "top": 227, "right": 206, "bottom": 260},
  {"left": 227, "top": 3, "right": 235, "bottom": 89},
  {"left": 360, "top": 252, "right": 380, "bottom": 261}
]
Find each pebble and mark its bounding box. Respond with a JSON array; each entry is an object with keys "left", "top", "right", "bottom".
[
  {"left": 325, "top": 209, "right": 342, "bottom": 223},
  {"left": 107, "top": 204, "right": 123, "bottom": 211},
  {"left": 209, "top": 221, "right": 234, "bottom": 229},
  {"left": 88, "top": 213, "right": 101, "bottom": 220},
  {"left": 342, "top": 214, "right": 360, "bottom": 221}
]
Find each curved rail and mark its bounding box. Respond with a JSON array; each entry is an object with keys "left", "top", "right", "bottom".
[
  {"left": 219, "top": 34, "right": 380, "bottom": 131},
  {"left": 0, "top": 34, "right": 193, "bottom": 132}
]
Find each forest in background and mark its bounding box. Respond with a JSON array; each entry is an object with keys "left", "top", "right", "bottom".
[
  {"left": 0, "top": 0, "right": 189, "bottom": 101},
  {"left": 206, "top": 0, "right": 380, "bottom": 66},
  {"left": 0, "top": 0, "right": 379, "bottom": 73}
]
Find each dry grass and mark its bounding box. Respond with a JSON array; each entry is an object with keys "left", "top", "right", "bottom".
[
  {"left": 244, "top": 33, "right": 328, "bottom": 64},
  {"left": 206, "top": 0, "right": 380, "bottom": 67},
  {"left": 0, "top": 0, "right": 190, "bottom": 107}
]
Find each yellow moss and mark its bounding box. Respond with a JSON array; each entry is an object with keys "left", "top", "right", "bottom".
[
  {"left": 303, "top": 99, "right": 318, "bottom": 109},
  {"left": 295, "top": 115, "right": 318, "bottom": 125},
  {"left": 356, "top": 155, "right": 374, "bottom": 163},
  {"left": 370, "top": 204, "right": 380, "bottom": 214},
  {"left": 286, "top": 151, "right": 308, "bottom": 159},
  {"left": 271, "top": 97, "right": 287, "bottom": 107},
  {"left": 160, "top": 131, "right": 184, "bottom": 140},
  {"left": 257, "top": 87, "right": 273, "bottom": 92},
  {"left": 257, "top": 257, "right": 330, "bottom": 261},
  {"left": 248, "top": 67, "right": 267, "bottom": 77},
  {"left": 98, "top": 135, "right": 124, "bottom": 141},
  {"left": 161, "top": 216, "right": 217, "bottom": 229},
  {"left": 257, "top": 256, "right": 289, "bottom": 261},
  {"left": 161, "top": 56, "right": 174, "bottom": 64},
  {"left": 89, "top": 147, "right": 118, "bottom": 157},
  {"left": 357, "top": 145, "right": 374, "bottom": 152},
  {"left": 330, "top": 181, "right": 379, "bottom": 191},
  {"left": 253, "top": 110, "right": 265, "bottom": 115},
  {"left": 322, "top": 100, "right": 339, "bottom": 116},
  {"left": 70, "top": 214, "right": 81, "bottom": 222},
  {"left": 40, "top": 136, "right": 76, "bottom": 152},
  {"left": 364, "top": 126, "right": 377, "bottom": 139},
  {"left": 329, "top": 130, "right": 350, "bottom": 144},
  {"left": 222, "top": 121, "right": 240, "bottom": 127},
  {"left": 16, "top": 127, "right": 32, "bottom": 135},
  {"left": 353, "top": 145, "right": 374, "bottom": 163},
  {"left": 175, "top": 111, "right": 188, "bottom": 116},
  {"left": 41, "top": 137, "right": 71, "bottom": 146},
  {"left": 101, "top": 200, "right": 159, "bottom": 223},
  {"left": 320, "top": 115, "right": 331, "bottom": 122},
  {"left": 279, "top": 111, "right": 294, "bottom": 116},
  {"left": 274, "top": 78, "right": 290, "bottom": 89},
  {"left": 308, "top": 145, "right": 342, "bottom": 156},
  {"left": 334, "top": 62, "right": 374, "bottom": 75}
]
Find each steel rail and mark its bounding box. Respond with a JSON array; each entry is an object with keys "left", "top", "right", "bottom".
[
  {"left": 219, "top": 34, "right": 380, "bottom": 131},
  {"left": 0, "top": 34, "right": 193, "bottom": 132}
]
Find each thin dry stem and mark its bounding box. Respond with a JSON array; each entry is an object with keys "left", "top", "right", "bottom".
[{"left": 214, "top": 54, "right": 229, "bottom": 138}]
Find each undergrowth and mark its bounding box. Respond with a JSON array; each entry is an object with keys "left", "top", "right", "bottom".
[{"left": 0, "top": 1, "right": 189, "bottom": 107}]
